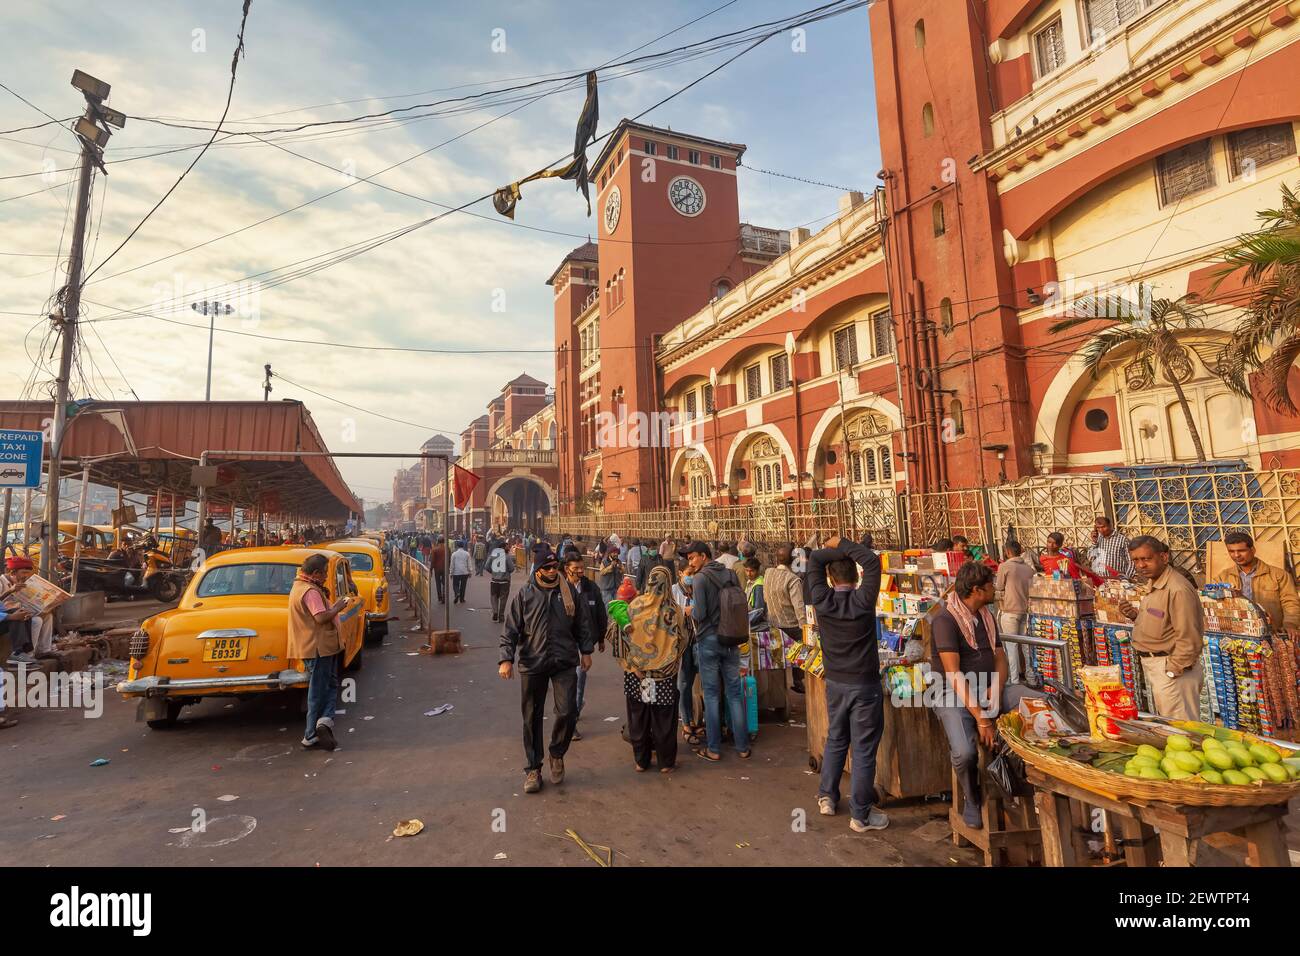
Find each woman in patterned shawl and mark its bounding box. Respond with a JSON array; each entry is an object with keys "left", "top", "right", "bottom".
[{"left": 621, "top": 564, "right": 689, "bottom": 772}]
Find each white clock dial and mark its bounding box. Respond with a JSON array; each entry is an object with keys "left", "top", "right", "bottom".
[
  {"left": 668, "top": 176, "right": 706, "bottom": 217},
  {"left": 603, "top": 186, "right": 622, "bottom": 234}
]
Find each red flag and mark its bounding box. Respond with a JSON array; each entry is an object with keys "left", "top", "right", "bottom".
[{"left": 452, "top": 464, "right": 481, "bottom": 510}]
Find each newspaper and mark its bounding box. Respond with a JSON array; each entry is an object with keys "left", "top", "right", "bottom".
[{"left": 1, "top": 574, "right": 72, "bottom": 616}]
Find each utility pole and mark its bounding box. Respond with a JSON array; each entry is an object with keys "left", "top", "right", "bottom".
[
  {"left": 190, "top": 300, "right": 234, "bottom": 400},
  {"left": 263, "top": 363, "right": 273, "bottom": 401},
  {"left": 40, "top": 70, "right": 119, "bottom": 581}
]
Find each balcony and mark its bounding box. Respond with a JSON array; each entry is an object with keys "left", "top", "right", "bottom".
[
  {"left": 486, "top": 447, "right": 557, "bottom": 467},
  {"left": 739, "top": 223, "right": 791, "bottom": 259}
]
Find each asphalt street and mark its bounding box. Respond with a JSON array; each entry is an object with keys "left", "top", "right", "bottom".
[{"left": 2, "top": 569, "right": 981, "bottom": 867}]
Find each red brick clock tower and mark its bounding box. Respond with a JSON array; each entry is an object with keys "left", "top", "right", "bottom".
[{"left": 589, "top": 119, "right": 750, "bottom": 511}]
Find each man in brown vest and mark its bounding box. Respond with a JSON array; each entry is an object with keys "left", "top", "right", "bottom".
[{"left": 288, "top": 554, "right": 348, "bottom": 750}]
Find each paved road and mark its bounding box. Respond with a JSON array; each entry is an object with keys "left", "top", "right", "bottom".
[{"left": 3, "top": 570, "right": 977, "bottom": 867}]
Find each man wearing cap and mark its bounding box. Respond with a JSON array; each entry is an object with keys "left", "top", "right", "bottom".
[
  {"left": 681, "top": 540, "right": 751, "bottom": 762},
  {"left": 499, "top": 544, "right": 596, "bottom": 793},
  {"left": 0, "top": 555, "right": 54, "bottom": 660}
]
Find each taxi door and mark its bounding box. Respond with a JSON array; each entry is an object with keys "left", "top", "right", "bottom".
[{"left": 333, "top": 557, "right": 365, "bottom": 667}]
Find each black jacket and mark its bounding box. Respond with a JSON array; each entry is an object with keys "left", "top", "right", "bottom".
[
  {"left": 573, "top": 575, "right": 609, "bottom": 644},
  {"left": 500, "top": 578, "right": 595, "bottom": 674},
  {"left": 807, "top": 541, "right": 882, "bottom": 684},
  {"left": 691, "top": 559, "right": 734, "bottom": 640},
  {"left": 635, "top": 552, "right": 671, "bottom": 592}
]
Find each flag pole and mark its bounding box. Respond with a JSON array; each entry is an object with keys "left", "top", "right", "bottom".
[{"left": 444, "top": 460, "right": 451, "bottom": 635}]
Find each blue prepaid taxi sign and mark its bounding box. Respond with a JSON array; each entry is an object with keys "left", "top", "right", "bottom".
[{"left": 0, "top": 429, "right": 44, "bottom": 488}]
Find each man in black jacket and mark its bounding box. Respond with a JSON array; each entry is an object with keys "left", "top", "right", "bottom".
[
  {"left": 499, "top": 545, "right": 595, "bottom": 793},
  {"left": 564, "top": 550, "right": 607, "bottom": 740},
  {"left": 807, "top": 533, "right": 888, "bottom": 833},
  {"left": 683, "top": 540, "right": 750, "bottom": 762}
]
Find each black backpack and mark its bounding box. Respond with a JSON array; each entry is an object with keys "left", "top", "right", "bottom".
[{"left": 706, "top": 568, "right": 750, "bottom": 647}]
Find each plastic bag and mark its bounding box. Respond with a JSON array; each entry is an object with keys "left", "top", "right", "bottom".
[
  {"left": 1079, "top": 664, "right": 1137, "bottom": 739},
  {"left": 986, "top": 741, "right": 1031, "bottom": 798}
]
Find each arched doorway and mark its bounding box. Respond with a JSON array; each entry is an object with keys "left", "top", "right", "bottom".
[{"left": 488, "top": 475, "right": 555, "bottom": 533}]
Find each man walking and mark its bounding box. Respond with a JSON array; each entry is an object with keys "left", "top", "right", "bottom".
[
  {"left": 499, "top": 545, "right": 595, "bottom": 793},
  {"left": 682, "top": 541, "right": 750, "bottom": 762},
  {"left": 288, "top": 554, "right": 350, "bottom": 751},
  {"left": 763, "top": 545, "right": 807, "bottom": 694},
  {"left": 994, "top": 541, "right": 1034, "bottom": 683},
  {"left": 473, "top": 535, "right": 487, "bottom": 576},
  {"left": 431, "top": 536, "right": 447, "bottom": 604},
  {"left": 488, "top": 537, "right": 513, "bottom": 622},
  {"left": 450, "top": 539, "right": 471, "bottom": 604},
  {"left": 1119, "top": 536, "right": 1204, "bottom": 720},
  {"left": 807, "top": 533, "right": 888, "bottom": 833},
  {"left": 1088, "top": 516, "right": 1134, "bottom": 579},
  {"left": 564, "top": 550, "right": 607, "bottom": 740}
]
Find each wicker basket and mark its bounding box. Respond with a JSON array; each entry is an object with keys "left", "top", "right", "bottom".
[{"left": 998, "top": 715, "right": 1300, "bottom": 808}]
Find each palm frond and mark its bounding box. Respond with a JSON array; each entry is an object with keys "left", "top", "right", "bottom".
[{"left": 1255, "top": 333, "right": 1300, "bottom": 416}]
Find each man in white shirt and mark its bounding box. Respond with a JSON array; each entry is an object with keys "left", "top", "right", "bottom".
[{"left": 450, "top": 540, "right": 472, "bottom": 604}]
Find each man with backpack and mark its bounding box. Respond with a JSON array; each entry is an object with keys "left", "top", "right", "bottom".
[
  {"left": 807, "top": 533, "right": 888, "bottom": 833},
  {"left": 488, "top": 537, "right": 513, "bottom": 622},
  {"left": 681, "top": 540, "right": 751, "bottom": 763}
]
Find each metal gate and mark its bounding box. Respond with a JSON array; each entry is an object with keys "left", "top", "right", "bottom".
[
  {"left": 986, "top": 473, "right": 1109, "bottom": 554},
  {"left": 905, "top": 488, "right": 989, "bottom": 549}
]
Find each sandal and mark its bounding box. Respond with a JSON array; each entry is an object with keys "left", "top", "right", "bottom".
[
  {"left": 694, "top": 748, "right": 721, "bottom": 762},
  {"left": 660, "top": 765, "right": 675, "bottom": 774},
  {"left": 634, "top": 764, "right": 648, "bottom": 773},
  {"left": 681, "top": 727, "right": 702, "bottom": 745}
]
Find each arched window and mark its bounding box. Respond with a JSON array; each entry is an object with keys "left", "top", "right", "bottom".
[
  {"left": 914, "top": 19, "right": 926, "bottom": 47},
  {"left": 879, "top": 446, "right": 892, "bottom": 481},
  {"left": 939, "top": 297, "right": 953, "bottom": 333},
  {"left": 932, "top": 201, "right": 946, "bottom": 237},
  {"left": 714, "top": 278, "right": 732, "bottom": 298},
  {"left": 616, "top": 268, "right": 626, "bottom": 307},
  {"left": 949, "top": 398, "right": 965, "bottom": 435},
  {"left": 548, "top": 422, "right": 557, "bottom": 449},
  {"left": 851, "top": 451, "right": 862, "bottom": 484},
  {"left": 922, "top": 103, "right": 935, "bottom": 137}
]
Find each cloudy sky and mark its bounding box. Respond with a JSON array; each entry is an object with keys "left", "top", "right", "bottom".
[{"left": 0, "top": 0, "right": 879, "bottom": 505}]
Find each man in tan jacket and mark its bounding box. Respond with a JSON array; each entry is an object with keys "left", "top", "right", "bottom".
[
  {"left": 1216, "top": 532, "right": 1300, "bottom": 640},
  {"left": 764, "top": 545, "right": 807, "bottom": 693},
  {"left": 288, "top": 554, "right": 349, "bottom": 751},
  {"left": 1119, "top": 536, "right": 1204, "bottom": 720}
]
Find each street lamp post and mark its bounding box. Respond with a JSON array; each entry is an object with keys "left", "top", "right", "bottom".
[{"left": 190, "top": 300, "right": 234, "bottom": 400}]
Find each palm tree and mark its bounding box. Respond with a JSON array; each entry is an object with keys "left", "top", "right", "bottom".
[
  {"left": 1049, "top": 294, "right": 1210, "bottom": 462},
  {"left": 1214, "top": 183, "right": 1300, "bottom": 414}
]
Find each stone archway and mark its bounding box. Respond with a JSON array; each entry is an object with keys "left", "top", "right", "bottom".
[{"left": 486, "top": 473, "right": 556, "bottom": 533}]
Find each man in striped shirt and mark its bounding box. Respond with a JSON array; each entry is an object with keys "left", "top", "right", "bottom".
[{"left": 1087, "top": 516, "right": 1134, "bottom": 579}]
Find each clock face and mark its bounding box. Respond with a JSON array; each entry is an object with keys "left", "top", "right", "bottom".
[
  {"left": 603, "top": 186, "right": 621, "bottom": 234},
  {"left": 667, "top": 176, "right": 706, "bottom": 217}
]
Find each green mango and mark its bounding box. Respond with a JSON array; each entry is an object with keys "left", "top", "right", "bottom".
[
  {"left": 1259, "top": 762, "right": 1290, "bottom": 783},
  {"left": 1249, "top": 743, "right": 1281, "bottom": 764},
  {"left": 1136, "top": 744, "right": 1164, "bottom": 762},
  {"left": 1221, "top": 769, "right": 1251, "bottom": 785},
  {"left": 1225, "top": 746, "right": 1254, "bottom": 768},
  {"left": 1130, "top": 754, "right": 1159, "bottom": 770},
  {"left": 1164, "top": 734, "right": 1194, "bottom": 752},
  {"left": 1138, "top": 766, "right": 1168, "bottom": 781},
  {"left": 1172, "top": 751, "right": 1203, "bottom": 773},
  {"left": 1280, "top": 758, "right": 1300, "bottom": 779},
  {"left": 1123, "top": 767, "right": 1142, "bottom": 778},
  {"left": 1202, "top": 737, "right": 1226, "bottom": 752},
  {"left": 1241, "top": 766, "right": 1267, "bottom": 782},
  {"left": 1204, "top": 749, "right": 1235, "bottom": 771},
  {"left": 1167, "top": 769, "right": 1195, "bottom": 780},
  {"left": 1197, "top": 769, "right": 1224, "bottom": 785}
]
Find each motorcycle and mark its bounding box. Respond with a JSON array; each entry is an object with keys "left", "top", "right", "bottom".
[{"left": 59, "top": 536, "right": 190, "bottom": 603}]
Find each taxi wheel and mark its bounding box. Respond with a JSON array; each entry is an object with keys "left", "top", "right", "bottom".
[
  {"left": 146, "top": 700, "right": 184, "bottom": 730},
  {"left": 344, "top": 644, "right": 364, "bottom": 673},
  {"left": 365, "top": 621, "right": 388, "bottom": 643}
]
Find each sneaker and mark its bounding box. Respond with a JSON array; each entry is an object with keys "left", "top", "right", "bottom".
[
  {"left": 523, "top": 769, "right": 542, "bottom": 793},
  {"left": 11, "top": 651, "right": 35, "bottom": 663},
  {"left": 300, "top": 736, "right": 318, "bottom": 749},
  {"left": 850, "top": 808, "right": 889, "bottom": 832},
  {"left": 962, "top": 802, "right": 984, "bottom": 829},
  {"left": 571, "top": 728, "right": 583, "bottom": 741},
  {"left": 0, "top": 715, "right": 18, "bottom": 729},
  {"left": 817, "top": 795, "right": 836, "bottom": 816},
  {"left": 315, "top": 719, "right": 337, "bottom": 752},
  {"left": 549, "top": 755, "right": 565, "bottom": 784}
]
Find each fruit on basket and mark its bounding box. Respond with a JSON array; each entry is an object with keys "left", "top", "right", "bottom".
[{"left": 1114, "top": 732, "right": 1294, "bottom": 784}]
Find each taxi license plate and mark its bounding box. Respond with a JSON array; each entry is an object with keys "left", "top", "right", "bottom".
[{"left": 203, "top": 637, "right": 249, "bottom": 662}]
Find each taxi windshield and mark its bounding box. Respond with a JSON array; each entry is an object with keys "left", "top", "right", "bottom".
[
  {"left": 341, "top": 552, "right": 374, "bottom": 573},
  {"left": 197, "top": 563, "right": 298, "bottom": 597}
]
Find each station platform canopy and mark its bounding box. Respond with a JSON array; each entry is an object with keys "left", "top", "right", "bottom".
[{"left": 0, "top": 400, "right": 361, "bottom": 520}]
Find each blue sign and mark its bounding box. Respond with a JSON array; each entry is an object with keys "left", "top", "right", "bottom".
[{"left": 0, "top": 429, "right": 44, "bottom": 488}]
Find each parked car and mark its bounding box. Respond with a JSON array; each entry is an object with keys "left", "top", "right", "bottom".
[
  {"left": 326, "top": 538, "right": 391, "bottom": 642},
  {"left": 117, "top": 546, "right": 364, "bottom": 729}
]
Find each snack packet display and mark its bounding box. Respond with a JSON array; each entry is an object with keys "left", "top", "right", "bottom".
[
  {"left": 1017, "top": 697, "right": 1067, "bottom": 739},
  {"left": 1080, "top": 664, "right": 1137, "bottom": 738}
]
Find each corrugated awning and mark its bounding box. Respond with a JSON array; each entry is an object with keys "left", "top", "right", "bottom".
[{"left": 0, "top": 399, "right": 361, "bottom": 519}]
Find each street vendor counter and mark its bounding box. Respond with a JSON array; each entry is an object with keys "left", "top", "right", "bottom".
[{"left": 804, "top": 670, "right": 952, "bottom": 801}]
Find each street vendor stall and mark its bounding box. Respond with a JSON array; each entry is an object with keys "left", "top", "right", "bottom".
[{"left": 798, "top": 547, "right": 957, "bottom": 801}]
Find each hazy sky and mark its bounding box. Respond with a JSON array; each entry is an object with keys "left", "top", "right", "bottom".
[{"left": 1, "top": 0, "right": 879, "bottom": 504}]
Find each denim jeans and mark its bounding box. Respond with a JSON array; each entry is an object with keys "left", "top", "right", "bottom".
[
  {"left": 304, "top": 652, "right": 340, "bottom": 740},
  {"left": 696, "top": 633, "right": 748, "bottom": 755},
  {"left": 677, "top": 641, "right": 700, "bottom": 727},
  {"left": 935, "top": 681, "right": 1042, "bottom": 808},
  {"left": 997, "top": 612, "right": 1027, "bottom": 684},
  {"left": 575, "top": 663, "right": 588, "bottom": 716},
  {"left": 818, "top": 678, "right": 885, "bottom": 823}
]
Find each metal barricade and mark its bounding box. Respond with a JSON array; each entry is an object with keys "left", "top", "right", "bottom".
[{"left": 999, "top": 631, "right": 1074, "bottom": 691}]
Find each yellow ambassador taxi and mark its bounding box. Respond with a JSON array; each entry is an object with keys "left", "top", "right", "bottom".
[
  {"left": 326, "top": 538, "right": 391, "bottom": 642},
  {"left": 118, "top": 546, "right": 365, "bottom": 729}
]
